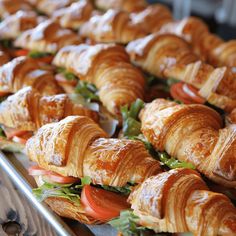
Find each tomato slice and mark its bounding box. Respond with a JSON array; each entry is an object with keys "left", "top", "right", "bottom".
[
  {"left": 14, "top": 49, "right": 29, "bottom": 57},
  {"left": 3, "top": 127, "right": 29, "bottom": 139},
  {"left": 170, "top": 82, "right": 205, "bottom": 104},
  {"left": 81, "top": 185, "right": 130, "bottom": 221},
  {"left": 12, "top": 132, "right": 33, "bottom": 144},
  {"left": 45, "top": 172, "right": 79, "bottom": 184},
  {"left": 28, "top": 166, "right": 51, "bottom": 176}
]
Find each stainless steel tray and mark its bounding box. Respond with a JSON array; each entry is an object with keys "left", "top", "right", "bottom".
[{"left": 0, "top": 151, "right": 117, "bottom": 236}]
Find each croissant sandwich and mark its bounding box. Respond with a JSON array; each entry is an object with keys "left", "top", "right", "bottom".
[
  {"left": 0, "top": 56, "right": 62, "bottom": 97},
  {"left": 0, "top": 11, "right": 45, "bottom": 40},
  {"left": 79, "top": 9, "right": 147, "bottom": 44},
  {"left": 53, "top": 44, "right": 145, "bottom": 116},
  {"left": 139, "top": 98, "right": 236, "bottom": 188},
  {"left": 26, "top": 115, "right": 161, "bottom": 223},
  {"left": 14, "top": 20, "right": 81, "bottom": 54},
  {"left": 159, "top": 16, "right": 236, "bottom": 68},
  {"left": 32, "top": 0, "right": 74, "bottom": 16},
  {"left": 130, "top": 4, "right": 173, "bottom": 33},
  {"left": 124, "top": 168, "right": 236, "bottom": 236},
  {"left": 0, "top": 86, "right": 98, "bottom": 143},
  {"left": 52, "top": 0, "right": 94, "bottom": 30},
  {"left": 94, "top": 0, "right": 147, "bottom": 13},
  {"left": 127, "top": 33, "right": 236, "bottom": 112},
  {"left": 0, "top": 0, "right": 32, "bottom": 18}
]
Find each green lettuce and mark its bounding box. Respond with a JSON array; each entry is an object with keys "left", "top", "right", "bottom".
[
  {"left": 28, "top": 51, "right": 52, "bottom": 59},
  {"left": 101, "top": 183, "right": 133, "bottom": 195},
  {"left": 121, "top": 99, "right": 144, "bottom": 138},
  {"left": 56, "top": 67, "right": 77, "bottom": 81},
  {"left": 75, "top": 81, "right": 99, "bottom": 102}
]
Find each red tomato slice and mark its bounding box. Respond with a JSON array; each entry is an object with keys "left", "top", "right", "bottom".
[
  {"left": 170, "top": 82, "right": 205, "bottom": 104},
  {"left": 14, "top": 49, "right": 29, "bottom": 57},
  {"left": 46, "top": 172, "right": 79, "bottom": 184},
  {"left": 81, "top": 185, "right": 130, "bottom": 221},
  {"left": 182, "top": 83, "right": 206, "bottom": 104},
  {"left": 3, "top": 127, "right": 29, "bottom": 139},
  {"left": 12, "top": 132, "right": 33, "bottom": 144},
  {"left": 28, "top": 166, "right": 51, "bottom": 176}
]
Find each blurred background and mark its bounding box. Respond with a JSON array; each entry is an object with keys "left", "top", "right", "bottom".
[{"left": 149, "top": 0, "right": 236, "bottom": 40}]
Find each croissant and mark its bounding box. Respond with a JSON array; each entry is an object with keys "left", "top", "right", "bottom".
[
  {"left": 139, "top": 98, "right": 236, "bottom": 188},
  {"left": 52, "top": 0, "right": 93, "bottom": 30},
  {"left": 130, "top": 4, "right": 173, "bottom": 33},
  {"left": 0, "top": 86, "right": 98, "bottom": 131},
  {"left": 0, "top": 11, "right": 44, "bottom": 40},
  {"left": 127, "top": 34, "right": 236, "bottom": 112},
  {"left": 0, "top": 47, "right": 10, "bottom": 66},
  {"left": 79, "top": 9, "right": 147, "bottom": 44},
  {"left": 95, "top": 0, "right": 147, "bottom": 13},
  {"left": 53, "top": 44, "right": 145, "bottom": 116},
  {"left": 33, "top": 0, "right": 74, "bottom": 16},
  {"left": 159, "top": 16, "right": 236, "bottom": 68},
  {"left": 0, "top": 0, "right": 32, "bottom": 18},
  {"left": 129, "top": 168, "right": 236, "bottom": 236},
  {"left": 0, "top": 56, "right": 62, "bottom": 96},
  {"left": 14, "top": 20, "right": 81, "bottom": 54},
  {"left": 26, "top": 115, "right": 161, "bottom": 186}
]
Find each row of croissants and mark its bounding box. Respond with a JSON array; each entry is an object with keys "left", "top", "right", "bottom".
[{"left": 0, "top": 0, "right": 235, "bottom": 236}]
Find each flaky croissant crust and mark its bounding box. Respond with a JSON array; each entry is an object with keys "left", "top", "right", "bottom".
[
  {"left": 53, "top": 44, "right": 145, "bottom": 116},
  {"left": 14, "top": 20, "right": 81, "bottom": 53},
  {"left": 0, "top": 56, "right": 62, "bottom": 95},
  {"left": 26, "top": 116, "right": 161, "bottom": 187},
  {"left": 140, "top": 99, "right": 236, "bottom": 188},
  {"left": 79, "top": 9, "right": 147, "bottom": 44},
  {"left": 0, "top": 87, "right": 98, "bottom": 131},
  {"left": 129, "top": 168, "right": 236, "bottom": 236}
]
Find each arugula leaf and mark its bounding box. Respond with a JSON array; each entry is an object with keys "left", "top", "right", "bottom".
[
  {"left": 167, "top": 78, "right": 179, "bottom": 87},
  {"left": 28, "top": 51, "right": 51, "bottom": 59},
  {"left": 159, "top": 152, "right": 195, "bottom": 170},
  {"left": 75, "top": 81, "right": 99, "bottom": 102},
  {"left": 101, "top": 183, "right": 133, "bottom": 195},
  {"left": 56, "top": 67, "right": 77, "bottom": 81},
  {"left": 121, "top": 99, "right": 144, "bottom": 138},
  {"left": 33, "top": 182, "right": 81, "bottom": 205},
  {"left": 74, "top": 176, "right": 92, "bottom": 188}
]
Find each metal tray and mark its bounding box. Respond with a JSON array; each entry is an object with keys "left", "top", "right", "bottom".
[{"left": 0, "top": 151, "right": 117, "bottom": 236}]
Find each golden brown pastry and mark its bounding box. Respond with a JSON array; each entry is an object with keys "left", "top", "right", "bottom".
[
  {"left": 79, "top": 9, "right": 147, "bottom": 44},
  {"left": 127, "top": 34, "right": 236, "bottom": 112},
  {"left": 52, "top": 0, "right": 93, "bottom": 30},
  {"left": 130, "top": 4, "right": 173, "bottom": 33},
  {"left": 159, "top": 16, "right": 236, "bottom": 68},
  {"left": 0, "top": 86, "right": 98, "bottom": 131},
  {"left": 228, "top": 108, "right": 236, "bottom": 124},
  {"left": 0, "top": 47, "right": 10, "bottom": 66},
  {"left": 0, "top": 11, "right": 45, "bottom": 40},
  {"left": 95, "top": 0, "right": 147, "bottom": 12},
  {"left": 129, "top": 168, "right": 236, "bottom": 235},
  {"left": 33, "top": 0, "right": 74, "bottom": 16},
  {"left": 26, "top": 116, "right": 161, "bottom": 186},
  {"left": 0, "top": 0, "right": 32, "bottom": 18},
  {"left": 53, "top": 44, "right": 145, "bottom": 116},
  {"left": 0, "top": 56, "right": 62, "bottom": 96},
  {"left": 139, "top": 98, "right": 236, "bottom": 188},
  {"left": 14, "top": 20, "right": 81, "bottom": 53}
]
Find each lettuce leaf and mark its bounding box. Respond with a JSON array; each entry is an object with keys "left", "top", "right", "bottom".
[
  {"left": 101, "top": 183, "right": 133, "bottom": 195},
  {"left": 56, "top": 67, "right": 77, "bottom": 81},
  {"left": 75, "top": 81, "right": 100, "bottom": 102},
  {"left": 28, "top": 51, "right": 52, "bottom": 59},
  {"left": 121, "top": 99, "right": 144, "bottom": 137}
]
